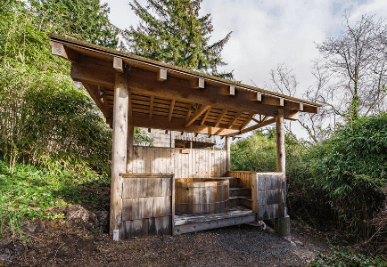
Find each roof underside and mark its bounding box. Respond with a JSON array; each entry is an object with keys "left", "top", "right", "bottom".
[{"left": 49, "top": 34, "right": 320, "bottom": 137}]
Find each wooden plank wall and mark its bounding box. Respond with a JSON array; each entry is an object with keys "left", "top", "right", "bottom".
[
  {"left": 227, "top": 171, "right": 255, "bottom": 189},
  {"left": 127, "top": 146, "right": 227, "bottom": 178},
  {"left": 120, "top": 175, "right": 174, "bottom": 239},
  {"left": 251, "top": 172, "right": 286, "bottom": 220}
]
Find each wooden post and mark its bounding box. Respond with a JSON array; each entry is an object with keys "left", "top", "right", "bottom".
[
  {"left": 110, "top": 73, "right": 130, "bottom": 239},
  {"left": 276, "top": 107, "right": 285, "bottom": 173},
  {"left": 225, "top": 136, "right": 231, "bottom": 172}
]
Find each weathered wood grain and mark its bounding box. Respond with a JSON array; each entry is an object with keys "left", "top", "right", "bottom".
[{"left": 110, "top": 73, "right": 129, "bottom": 236}]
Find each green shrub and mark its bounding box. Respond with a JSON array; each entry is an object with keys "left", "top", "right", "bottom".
[{"left": 309, "top": 114, "right": 387, "bottom": 237}]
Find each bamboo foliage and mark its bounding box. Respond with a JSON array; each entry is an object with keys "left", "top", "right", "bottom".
[{"left": 0, "top": 1, "right": 112, "bottom": 173}]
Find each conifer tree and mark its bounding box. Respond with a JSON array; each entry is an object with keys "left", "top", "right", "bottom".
[
  {"left": 124, "top": 0, "right": 233, "bottom": 79},
  {"left": 29, "top": 0, "right": 119, "bottom": 48}
]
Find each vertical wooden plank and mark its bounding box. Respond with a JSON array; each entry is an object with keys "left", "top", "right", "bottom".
[
  {"left": 210, "top": 150, "right": 215, "bottom": 177},
  {"left": 195, "top": 149, "right": 200, "bottom": 178},
  {"left": 183, "top": 153, "right": 188, "bottom": 178},
  {"left": 252, "top": 173, "right": 258, "bottom": 214},
  {"left": 126, "top": 125, "right": 134, "bottom": 173},
  {"left": 171, "top": 175, "right": 175, "bottom": 235},
  {"left": 157, "top": 147, "right": 161, "bottom": 174},
  {"left": 173, "top": 149, "right": 177, "bottom": 177},
  {"left": 143, "top": 147, "right": 149, "bottom": 174},
  {"left": 177, "top": 149, "right": 182, "bottom": 178},
  {"left": 138, "top": 146, "right": 142, "bottom": 173},
  {"left": 121, "top": 198, "right": 132, "bottom": 221},
  {"left": 110, "top": 73, "right": 129, "bottom": 237},
  {"left": 225, "top": 136, "right": 231, "bottom": 172}
]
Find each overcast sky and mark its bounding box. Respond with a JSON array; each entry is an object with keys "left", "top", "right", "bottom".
[{"left": 101, "top": 0, "right": 387, "bottom": 139}]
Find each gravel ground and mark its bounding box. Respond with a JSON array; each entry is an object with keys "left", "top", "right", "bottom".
[{"left": 0, "top": 219, "right": 329, "bottom": 266}]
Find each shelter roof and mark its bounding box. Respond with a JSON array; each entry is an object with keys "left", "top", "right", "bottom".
[{"left": 49, "top": 33, "right": 320, "bottom": 137}]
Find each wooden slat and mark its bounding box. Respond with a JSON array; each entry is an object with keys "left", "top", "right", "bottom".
[{"left": 149, "top": 96, "right": 154, "bottom": 119}]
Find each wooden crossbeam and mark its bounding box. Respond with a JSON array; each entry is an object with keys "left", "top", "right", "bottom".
[
  {"left": 168, "top": 99, "right": 175, "bottom": 122},
  {"left": 185, "top": 105, "right": 211, "bottom": 127},
  {"left": 214, "top": 128, "right": 223, "bottom": 135},
  {"left": 228, "top": 112, "right": 241, "bottom": 129},
  {"left": 149, "top": 96, "right": 154, "bottom": 119},
  {"left": 239, "top": 113, "right": 256, "bottom": 130},
  {"left": 215, "top": 109, "right": 227, "bottom": 128},
  {"left": 201, "top": 108, "right": 211, "bottom": 125},
  {"left": 239, "top": 118, "right": 276, "bottom": 134},
  {"left": 70, "top": 63, "right": 312, "bottom": 117}
]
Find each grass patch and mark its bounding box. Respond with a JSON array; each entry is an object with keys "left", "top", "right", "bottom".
[{"left": 0, "top": 158, "right": 110, "bottom": 237}]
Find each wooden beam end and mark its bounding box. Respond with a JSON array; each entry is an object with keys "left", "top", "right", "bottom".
[
  {"left": 113, "top": 57, "right": 124, "bottom": 73},
  {"left": 229, "top": 85, "right": 235, "bottom": 95},
  {"left": 192, "top": 78, "right": 205, "bottom": 89},
  {"left": 158, "top": 68, "right": 167, "bottom": 81},
  {"left": 256, "top": 92, "right": 262, "bottom": 102}
]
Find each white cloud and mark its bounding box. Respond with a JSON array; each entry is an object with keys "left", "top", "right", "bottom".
[{"left": 102, "top": 0, "right": 387, "bottom": 139}]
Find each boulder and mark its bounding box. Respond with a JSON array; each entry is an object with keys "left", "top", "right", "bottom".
[{"left": 65, "top": 205, "right": 99, "bottom": 229}]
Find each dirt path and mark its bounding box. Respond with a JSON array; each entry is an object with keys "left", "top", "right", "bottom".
[{"left": 0, "top": 219, "right": 330, "bottom": 267}]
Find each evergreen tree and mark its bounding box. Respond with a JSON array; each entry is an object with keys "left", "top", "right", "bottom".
[
  {"left": 29, "top": 0, "right": 119, "bottom": 48},
  {"left": 124, "top": 0, "right": 233, "bottom": 79}
]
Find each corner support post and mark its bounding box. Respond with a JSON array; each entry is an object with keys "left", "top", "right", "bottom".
[
  {"left": 276, "top": 108, "right": 285, "bottom": 173},
  {"left": 110, "top": 73, "right": 129, "bottom": 239}
]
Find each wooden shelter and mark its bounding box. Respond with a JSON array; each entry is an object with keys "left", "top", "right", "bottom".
[{"left": 49, "top": 34, "right": 321, "bottom": 241}]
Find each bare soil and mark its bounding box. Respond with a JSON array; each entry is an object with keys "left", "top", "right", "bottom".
[{"left": 0, "top": 218, "right": 330, "bottom": 267}]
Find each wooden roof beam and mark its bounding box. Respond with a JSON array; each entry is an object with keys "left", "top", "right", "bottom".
[
  {"left": 201, "top": 108, "right": 211, "bottom": 126},
  {"left": 227, "top": 117, "right": 276, "bottom": 137},
  {"left": 50, "top": 41, "right": 76, "bottom": 62},
  {"left": 185, "top": 105, "right": 212, "bottom": 127},
  {"left": 215, "top": 109, "right": 227, "bottom": 128},
  {"left": 132, "top": 112, "right": 237, "bottom": 136},
  {"left": 70, "top": 63, "right": 314, "bottom": 118}
]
